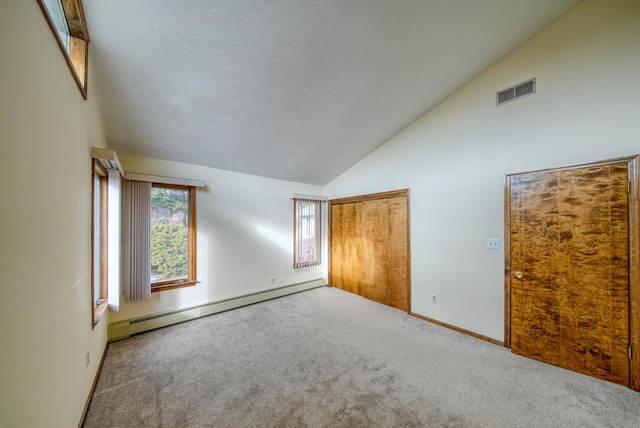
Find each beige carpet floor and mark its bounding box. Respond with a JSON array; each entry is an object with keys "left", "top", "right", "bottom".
[{"left": 84, "top": 286, "right": 640, "bottom": 427}]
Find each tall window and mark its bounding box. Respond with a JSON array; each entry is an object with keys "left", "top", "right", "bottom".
[
  {"left": 91, "top": 161, "right": 108, "bottom": 325},
  {"left": 150, "top": 184, "right": 196, "bottom": 290},
  {"left": 293, "top": 198, "right": 323, "bottom": 270},
  {"left": 124, "top": 181, "right": 197, "bottom": 299}
]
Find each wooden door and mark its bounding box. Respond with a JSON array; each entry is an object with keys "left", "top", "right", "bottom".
[
  {"left": 330, "top": 202, "right": 361, "bottom": 295},
  {"left": 330, "top": 190, "right": 410, "bottom": 312},
  {"left": 508, "top": 162, "right": 631, "bottom": 386}
]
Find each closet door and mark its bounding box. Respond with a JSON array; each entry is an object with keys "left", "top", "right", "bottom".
[
  {"left": 330, "top": 190, "right": 410, "bottom": 312},
  {"left": 507, "top": 161, "right": 631, "bottom": 386},
  {"left": 330, "top": 202, "right": 362, "bottom": 295}
]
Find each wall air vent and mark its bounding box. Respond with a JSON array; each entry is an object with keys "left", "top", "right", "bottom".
[{"left": 496, "top": 78, "right": 536, "bottom": 106}]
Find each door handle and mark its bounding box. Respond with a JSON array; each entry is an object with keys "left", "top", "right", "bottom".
[{"left": 514, "top": 271, "right": 523, "bottom": 279}]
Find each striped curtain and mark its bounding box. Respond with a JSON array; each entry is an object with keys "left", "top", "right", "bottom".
[
  {"left": 293, "top": 198, "right": 322, "bottom": 270},
  {"left": 123, "top": 180, "right": 152, "bottom": 300}
]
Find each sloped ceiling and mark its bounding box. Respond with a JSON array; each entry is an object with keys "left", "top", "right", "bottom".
[{"left": 83, "top": 0, "right": 580, "bottom": 185}]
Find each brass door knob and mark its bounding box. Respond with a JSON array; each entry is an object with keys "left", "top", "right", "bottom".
[{"left": 514, "top": 271, "right": 523, "bottom": 279}]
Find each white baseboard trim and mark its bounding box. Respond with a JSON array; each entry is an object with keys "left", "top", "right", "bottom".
[{"left": 108, "top": 279, "right": 325, "bottom": 341}]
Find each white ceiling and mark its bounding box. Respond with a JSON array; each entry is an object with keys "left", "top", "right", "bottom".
[{"left": 83, "top": 0, "right": 580, "bottom": 185}]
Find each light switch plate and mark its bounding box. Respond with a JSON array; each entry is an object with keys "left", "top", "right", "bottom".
[{"left": 487, "top": 238, "right": 500, "bottom": 249}]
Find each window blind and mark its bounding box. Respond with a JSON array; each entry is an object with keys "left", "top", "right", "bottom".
[
  {"left": 293, "top": 197, "right": 323, "bottom": 270},
  {"left": 123, "top": 180, "right": 152, "bottom": 300}
]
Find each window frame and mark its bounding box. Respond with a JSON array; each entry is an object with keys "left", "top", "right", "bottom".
[
  {"left": 293, "top": 198, "right": 323, "bottom": 270},
  {"left": 37, "top": 0, "right": 89, "bottom": 99},
  {"left": 91, "top": 160, "right": 108, "bottom": 325},
  {"left": 150, "top": 183, "right": 197, "bottom": 293}
]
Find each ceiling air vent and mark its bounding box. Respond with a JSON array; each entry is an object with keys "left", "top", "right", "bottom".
[{"left": 496, "top": 78, "right": 536, "bottom": 106}]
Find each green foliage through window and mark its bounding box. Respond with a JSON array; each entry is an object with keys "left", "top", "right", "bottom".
[
  {"left": 151, "top": 224, "right": 188, "bottom": 281},
  {"left": 151, "top": 186, "right": 190, "bottom": 283},
  {"left": 152, "top": 187, "right": 188, "bottom": 217}
]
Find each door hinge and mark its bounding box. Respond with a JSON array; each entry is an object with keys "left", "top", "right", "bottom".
[
  {"left": 628, "top": 182, "right": 631, "bottom": 194},
  {"left": 629, "top": 344, "right": 633, "bottom": 360}
]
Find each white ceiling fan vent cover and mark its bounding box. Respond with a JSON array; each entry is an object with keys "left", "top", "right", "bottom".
[{"left": 497, "top": 78, "right": 536, "bottom": 106}]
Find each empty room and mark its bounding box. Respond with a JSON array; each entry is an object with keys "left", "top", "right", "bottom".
[{"left": 1, "top": 0, "right": 640, "bottom": 427}]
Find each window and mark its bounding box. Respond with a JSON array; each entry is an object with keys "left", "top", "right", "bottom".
[
  {"left": 150, "top": 184, "right": 197, "bottom": 292},
  {"left": 293, "top": 198, "right": 323, "bottom": 270},
  {"left": 91, "top": 160, "right": 108, "bottom": 325},
  {"left": 37, "top": 0, "right": 89, "bottom": 98},
  {"left": 91, "top": 148, "right": 124, "bottom": 318},
  {"left": 124, "top": 176, "right": 201, "bottom": 300}
]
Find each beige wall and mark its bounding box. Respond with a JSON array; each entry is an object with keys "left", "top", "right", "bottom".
[
  {"left": 2, "top": 0, "right": 638, "bottom": 425},
  {"left": 111, "top": 153, "right": 326, "bottom": 322},
  {"left": 0, "top": 1, "right": 109, "bottom": 427},
  {"left": 326, "top": 0, "right": 640, "bottom": 340}
]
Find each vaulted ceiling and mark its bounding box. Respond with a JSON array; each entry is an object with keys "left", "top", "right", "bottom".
[{"left": 83, "top": 0, "right": 580, "bottom": 185}]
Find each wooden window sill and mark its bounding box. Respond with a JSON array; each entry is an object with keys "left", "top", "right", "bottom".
[
  {"left": 151, "top": 280, "right": 198, "bottom": 293},
  {"left": 92, "top": 301, "right": 109, "bottom": 327}
]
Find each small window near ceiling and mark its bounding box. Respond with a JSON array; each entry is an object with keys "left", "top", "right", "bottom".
[
  {"left": 37, "top": 0, "right": 89, "bottom": 98},
  {"left": 91, "top": 161, "right": 108, "bottom": 325},
  {"left": 293, "top": 198, "right": 322, "bottom": 270},
  {"left": 150, "top": 184, "right": 197, "bottom": 291}
]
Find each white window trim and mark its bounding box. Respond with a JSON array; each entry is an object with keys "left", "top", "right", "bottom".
[{"left": 107, "top": 170, "right": 121, "bottom": 311}]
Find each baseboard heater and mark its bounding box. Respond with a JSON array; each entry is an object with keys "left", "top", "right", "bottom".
[{"left": 108, "top": 279, "right": 325, "bottom": 342}]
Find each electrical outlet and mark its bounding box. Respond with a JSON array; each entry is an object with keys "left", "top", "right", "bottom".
[
  {"left": 86, "top": 351, "right": 90, "bottom": 367},
  {"left": 431, "top": 294, "right": 437, "bottom": 304},
  {"left": 270, "top": 277, "right": 276, "bottom": 285},
  {"left": 487, "top": 238, "right": 500, "bottom": 249}
]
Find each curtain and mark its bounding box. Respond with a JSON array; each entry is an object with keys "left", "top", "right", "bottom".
[
  {"left": 293, "top": 198, "right": 323, "bottom": 270},
  {"left": 123, "top": 180, "right": 152, "bottom": 300}
]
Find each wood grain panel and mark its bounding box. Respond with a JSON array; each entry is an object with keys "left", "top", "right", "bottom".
[
  {"left": 509, "top": 164, "right": 630, "bottom": 386},
  {"left": 360, "top": 199, "right": 386, "bottom": 303},
  {"left": 628, "top": 157, "right": 640, "bottom": 391},
  {"left": 386, "top": 196, "right": 409, "bottom": 311},
  {"left": 359, "top": 197, "right": 409, "bottom": 311},
  {"left": 510, "top": 172, "right": 561, "bottom": 364},
  {"left": 330, "top": 203, "right": 361, "bottom": 294},
  {"left": 330, "top": 190, "right": 409, "bottom": 312},
  {"left": 558, "top": 165, "right": 629, "bottom": 384}
]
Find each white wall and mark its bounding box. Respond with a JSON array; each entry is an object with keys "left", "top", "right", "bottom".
[
  {"left": 325, "top": 0, "right": 640, "bottom": 341},
  {"left": 0, "top": 1, "right": 109, "bottom": 427},
  {"left": 109, "top": 153, "right": 326, "bottom": 322}
]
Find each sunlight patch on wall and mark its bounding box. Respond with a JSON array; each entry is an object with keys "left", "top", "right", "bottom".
[{"left": 256, "top": 225, "right": 292, "bottom": 253}]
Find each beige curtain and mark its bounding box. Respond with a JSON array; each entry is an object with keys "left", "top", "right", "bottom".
[{"left": 123, "top": 180, "right": 152, "bottom": 300}]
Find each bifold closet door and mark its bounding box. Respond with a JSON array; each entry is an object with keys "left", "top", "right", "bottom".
[{"left": 330, "top": 190, "right": 409, "bottom": 312}]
